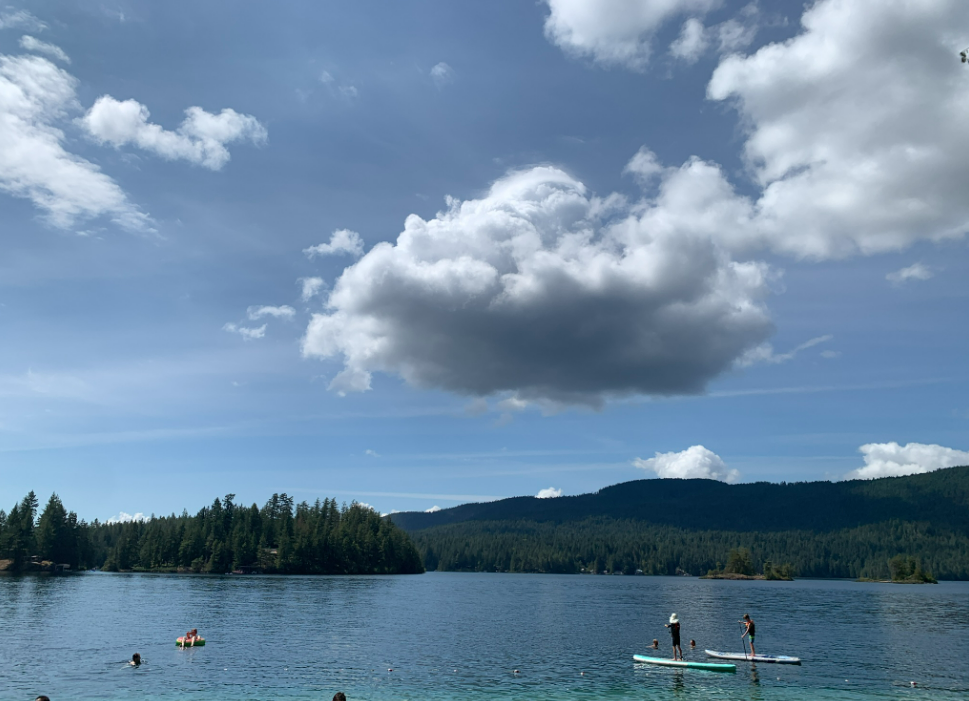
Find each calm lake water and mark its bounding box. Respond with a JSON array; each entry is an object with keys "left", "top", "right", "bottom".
[{"left": 0, "top": 572, "right": 966, "bottom": 701}]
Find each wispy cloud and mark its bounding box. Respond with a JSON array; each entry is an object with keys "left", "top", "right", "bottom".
[
  {"left": 247, "top": 305, "right": 295, "bottom": 321},
  {"left": 738, "top": 335, "right": 833, "bottom": 367},
  {"left": 887, "top": 262, "right": 933, "bottom": 285},
  {"left": 299, "top": 277, "right": 325, "bottom": 302},
  {"left": 223, "top": 322, "right": 266, "bottom": 340},
  {"left": 304, "top": 229, "right": 364, "bottom": 258},
  {"left": 430, "top": 62, "right": 455, "bottom": 88},
  {"left": 19, "top": 35, "right": 69, "bottom": 63}
]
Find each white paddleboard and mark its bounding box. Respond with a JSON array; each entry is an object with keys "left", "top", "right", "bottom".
[
  {"left": 633, "top": 654, "right": 736, "bottom": 672},
  {"left": 704, "top": 649, "right": 801, "bottom": 665}
]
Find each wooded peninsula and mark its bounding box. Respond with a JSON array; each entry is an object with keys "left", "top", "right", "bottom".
[{"left": 0, "top": 492, "right": 424, "bottom": 575}]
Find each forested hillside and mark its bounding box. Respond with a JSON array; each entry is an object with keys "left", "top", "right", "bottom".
[
  {"left": 0, "top": 492, "right": 424, "bottom": 575},
  {"left": 394, "top": 467, "right": 969, "bottom": 580}
]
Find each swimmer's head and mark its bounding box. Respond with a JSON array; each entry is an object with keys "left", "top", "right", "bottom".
[
  {"left": 690, "top": 640, "right": 696, "bottom": 647},
  {"left": 132, "top": 653, "right": 141, "bottom": 665},
  {"left": 333, "top": 693, "right": 347, "bottom": 701}
]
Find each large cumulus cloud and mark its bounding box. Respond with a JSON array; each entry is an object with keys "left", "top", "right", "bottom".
[
  {"left": 548, "top": 0, "right": 969, "bottom": 259},
  {"left": 708, "top": 0, "right": 969, "bottom": 258},
  {"left": 302, "top": 166, "right": 772, "bottom": 405}
]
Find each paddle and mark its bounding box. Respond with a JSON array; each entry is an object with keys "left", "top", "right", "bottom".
[{"left": 739, "top": 621, "right": 748, "bottom": 661}]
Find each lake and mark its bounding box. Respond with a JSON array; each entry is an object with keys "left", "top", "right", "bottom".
[{"left": 0, "top": 572, "right": 966, "bottom": 700}]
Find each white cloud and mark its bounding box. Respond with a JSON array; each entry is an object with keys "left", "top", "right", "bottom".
[
  {"left": 299, "top": 277, "right": 326, "bottom": 302},
  {"left": 738, "top": 334, "right": 833, "bottom": 367},
  {"left": 543, "top": 0, "right": 720, "bottom": 70},
  {"left": 707, "top": 0, "right": 969, "bottom": 259},
  {"left": 319, "top": 70, "right": 334, "bottom": 85},
  {"left": 19, "top": 35, "right": 69, "bottom": 63},
  {"left": 668, "top": 9, "right": 759, "bottom": 65},
  {"left": 247, "top": 305, "right": 295, "bottom": 320},
  {"left": 81, "top": 96, "right": 267, "bottom": 170},
  {"left": 222, "top": 322, "right": 266, "bottom": 340},
  {"left": 623, "top": 146, "right": 664, "bottom": 183},
  {"left": 339, "top": 85, "right": 358, "bottom": 99},
  {"left": 106, "top": 511, "right": 147, "bottom": 524},
  {"left": 355, "top": 501, "right": 376, "bottom": 511},
  {"left": 715, "top": 4, "right": 759, "bottom": 53},
  {"left": 364, "top": 449, "right": 380, "bottom": 457},
  {"left": 845, "top": 442, "right": 969, "bottom": 480},
  {"left": 669, "top": 18, "right": 709, "bottom": 64},
  {"left": 634, "top": 445, "right": 740, "bottom": 483},
  {"left": 536, "top": 487, "right": 563, "bottom": 498},
  {"left": 0, "top": 9, "right": 45, "bottom": 31},
  {"left": 424, "top": 505, "right": 442, "bottom": 513},
  {"left": 0, "top": 52, "right": 151, "bottom": 230},
  {"left": 304, "top": 229, "right": 365, "bottom": 258},
  {"left": 302, "top": 165, "right": 772, "bottom": 405},
  {"left": 430, "top": 62, "right": 455, "bottom": 88},
  {"left": 887, "top": 263, "right": 933, "bottom": 285}
]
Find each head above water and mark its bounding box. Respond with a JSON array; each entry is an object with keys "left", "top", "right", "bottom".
[
  {"left": 132, "top": 653, "right": 141, "bottom": 664},
  {"left": 669, "top": 613, "right": 679, "bottom": 624},
  {"left": 333, "top": 693, "right": 347, "bottom": 701},
  {"left": 35, "top": 697, "right": 50, "bottom": 701}
]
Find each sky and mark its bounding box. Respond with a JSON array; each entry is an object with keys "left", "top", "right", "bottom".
[{"left": 1, "top": 0, "right": 968, "bottom": 522}]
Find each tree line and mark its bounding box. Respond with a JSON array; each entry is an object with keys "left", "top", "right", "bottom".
[
  {"left": 0, "top": 491, "right": 424, "bottom": 575},
  {"left": 409, "top": 517, "right": 963, "bottom": 579}
]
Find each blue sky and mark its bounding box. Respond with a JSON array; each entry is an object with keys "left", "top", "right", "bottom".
[{"left": 1, "top": 0, "right": 968, "bottom": 521}]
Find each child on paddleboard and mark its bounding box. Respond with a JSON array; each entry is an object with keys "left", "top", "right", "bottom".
[
  {"left": 741, "top": 614, "right": 756, "bottom": 656},
  {"left": 665, "top": 613, "right": 682, "bottom": 660}
]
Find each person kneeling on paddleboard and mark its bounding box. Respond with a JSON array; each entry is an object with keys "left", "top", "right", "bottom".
[
  {"left": 665, "top": 613, "right": 682, "bottom": 660},
  {"left": 741, "top": 614, "right": 756, "bottom": 657}
]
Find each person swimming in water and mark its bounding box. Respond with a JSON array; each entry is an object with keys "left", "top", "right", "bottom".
[
  {"left": 130, "top": 653, "right": 142, "bottom": 666},
  {"left": 651, "top": 639, "right": 659, "bottom": 649},
  {"left": 741, "top": 614, "right": 756, "bottom": 657},
  {"left": 665, "top": 613, "right": 682, "bottom": 661}
]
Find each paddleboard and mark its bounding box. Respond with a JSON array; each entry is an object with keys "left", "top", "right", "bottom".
[
  {"left": 705, "top": 650, "right": 800, "bottom": 665},
  {"left": 633, "top": 654, "right": 735, "bottom": 672}
]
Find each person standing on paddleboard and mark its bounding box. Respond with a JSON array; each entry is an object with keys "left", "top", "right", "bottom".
[
  {"left": 665, "top": 613, "right": 683, "bottom": 660},
  {"left": 741, "top": 614, "right": 756, "bottom": 657}
]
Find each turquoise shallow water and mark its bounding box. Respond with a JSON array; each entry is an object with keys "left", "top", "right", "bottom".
[{"left": 0, "top": 572, "right": 966, "bottom": 700}]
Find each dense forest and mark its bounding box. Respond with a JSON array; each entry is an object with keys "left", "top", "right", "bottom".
[
  {"left": 397, "top": 467, "right": 969, "bottom": 580},
  {"left": 0, "top": 492, "right": 424, "bottom": 575}
]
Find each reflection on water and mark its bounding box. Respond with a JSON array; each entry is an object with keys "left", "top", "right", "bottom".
[{"left": 0, "top": 572, "right": 966, "bottom": 700}]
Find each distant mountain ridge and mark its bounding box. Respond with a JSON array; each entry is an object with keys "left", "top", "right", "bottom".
[
  {"left": 391, "top": 466, "right": 969, "bottom": 534},
  {"left": 390, "top": 467, "right": 969, "bottom": 579}
]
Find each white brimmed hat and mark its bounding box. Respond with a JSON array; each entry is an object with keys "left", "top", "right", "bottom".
[{"left": 669, "top": 613, "right": 679, "bottom": 623}]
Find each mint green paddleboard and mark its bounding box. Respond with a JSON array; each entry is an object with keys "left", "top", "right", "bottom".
[{"left": 634, "top": 654, "right": 735, "bottom": 672}]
